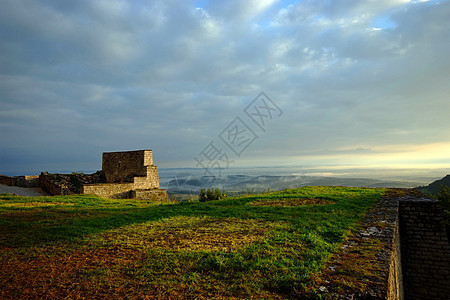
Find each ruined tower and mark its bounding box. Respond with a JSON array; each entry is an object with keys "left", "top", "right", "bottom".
[{"left": 82, "top": 150, "right": 168, "bottom": 201}]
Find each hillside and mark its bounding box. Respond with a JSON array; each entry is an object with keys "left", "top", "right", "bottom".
[{"left": 420, "top": 174, "right": 450, "bottom": 194}]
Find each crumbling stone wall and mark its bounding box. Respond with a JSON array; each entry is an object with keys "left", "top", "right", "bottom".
[
  {"left": 0, "top": 175, "right": 15, "bottom": 186},
  {"left": 0, "top": 175, "right": 39, "bottom": 187},
  {"left": 39, "top": 173, "right": 73, "bottom": 196},
  {"left": 15, "top": 176, "right": 39, "bottom": 188},
  {"left": 399, "top": 197, "right": 450, "bottom": 299},
  {"left": 38, "top": 172, "right": 102, "bottom": 195}
]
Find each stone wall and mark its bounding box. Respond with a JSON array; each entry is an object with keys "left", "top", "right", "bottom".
[
  {"left": 82, "top": 183, "right": 135, "bottom": 199},
  {"left": 399, "top": 198, "right": 450, "bottom": 299},
  {"left": 102, "top": 150, "right": 152, "bottom": 183}
]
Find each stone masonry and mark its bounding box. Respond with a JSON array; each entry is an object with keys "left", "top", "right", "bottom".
[
  {"left": 399, "top": 197, "right": 450, "bottom": 300},
  {"left": 82, "top": 150, "right": 168, "bottom": 201},
  {"left": 102, "top": 150, "right": 159, "bottom": 188}
]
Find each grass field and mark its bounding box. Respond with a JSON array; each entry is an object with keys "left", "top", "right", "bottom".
[{"left": 0, "top": 186, "right": 386, "bottom": 299}]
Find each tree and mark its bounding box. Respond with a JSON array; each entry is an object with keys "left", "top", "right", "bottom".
[{"left": 199, "top": 189, "right": 207, "bottom": 202}]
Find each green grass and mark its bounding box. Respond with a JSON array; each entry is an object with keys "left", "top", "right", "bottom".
[{"left": 0, "top": 186, "right": 386, "bottom": 299}]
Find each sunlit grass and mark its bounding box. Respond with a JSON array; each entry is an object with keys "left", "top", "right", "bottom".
[
  {"left": 88, "top": 216, "right": 288, "bottom": 252},
  {"left": 248, "top": 198, "right": 334, "bottom": 207},
  {"left": 0, "top": 186, "right": 386, "bottom": 298}
]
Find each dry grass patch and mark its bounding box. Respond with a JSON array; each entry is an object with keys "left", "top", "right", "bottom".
[
  {"left": 249, "top": 198, "right": 334, "bottom": 207},
  {"left": 0, "top": 244, "right": 145, "bottom": 299},
  {"left": 89, "top": 216, "right": 287, "bottom": 252}
]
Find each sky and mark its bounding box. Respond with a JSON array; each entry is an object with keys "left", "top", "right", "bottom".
[{"left": 1, "top": 0, "right": 450, "bottom": 176}]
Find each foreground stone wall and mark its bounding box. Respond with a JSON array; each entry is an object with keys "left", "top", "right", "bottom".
[
  {"left": 314, "top": 191, "right": 404, "bottom": 299},
  {"left": 315, "top": 190, "right": 450, "bottom": 300},
  {"left": 399, "top": 198, "right": 450, "bottom": 299},
  {"left": 364, "top": 194, "right": 450, "bottom": 300}
]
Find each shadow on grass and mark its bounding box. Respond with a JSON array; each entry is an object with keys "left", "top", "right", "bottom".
[{"left": 0, "top": 187, "right": 383, "bottom": 248}]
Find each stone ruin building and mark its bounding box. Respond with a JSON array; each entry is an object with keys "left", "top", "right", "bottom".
[
  {"left": 0, "top": 150, "right": 168, "bottom": 202},
  {"left": 81, "top": 150, "right": 168, "bottom": 201}
]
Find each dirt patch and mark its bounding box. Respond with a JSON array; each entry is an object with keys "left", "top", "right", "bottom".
[
  {"left": 249, "top": 198, "right": 334, "bottom": 207},
  {"left": 0, "top": 183, "right": 46, "bottom": 197},
  {"left": 90, "top": 216, "right": 286, "bottom": 252}
]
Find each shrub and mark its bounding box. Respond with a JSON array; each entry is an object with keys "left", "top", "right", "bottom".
[
  {"left": 206, "top": 188, "right": 215, "bottom": 200},
  {"left": 198, "top": 188, "right": 226, "bottom": 202}
]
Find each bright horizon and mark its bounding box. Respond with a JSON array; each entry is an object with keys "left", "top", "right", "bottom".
[{"left": 1, "top": 0, "right": 450, "bottom": 177}]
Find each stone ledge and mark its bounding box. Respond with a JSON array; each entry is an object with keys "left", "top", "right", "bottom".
[
  {"left": 135, "top": 189, "right": 169, "bottom": 203},
  {"left": 82, "top": 183, "right": 134, "bottom": 199},
  {"left": 313, "top": 189, "right": 404, "bottom": 299}
]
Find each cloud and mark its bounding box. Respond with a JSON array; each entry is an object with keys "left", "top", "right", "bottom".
[{"left": 0, "top": 0, "right": 449, "bottom": 174}]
